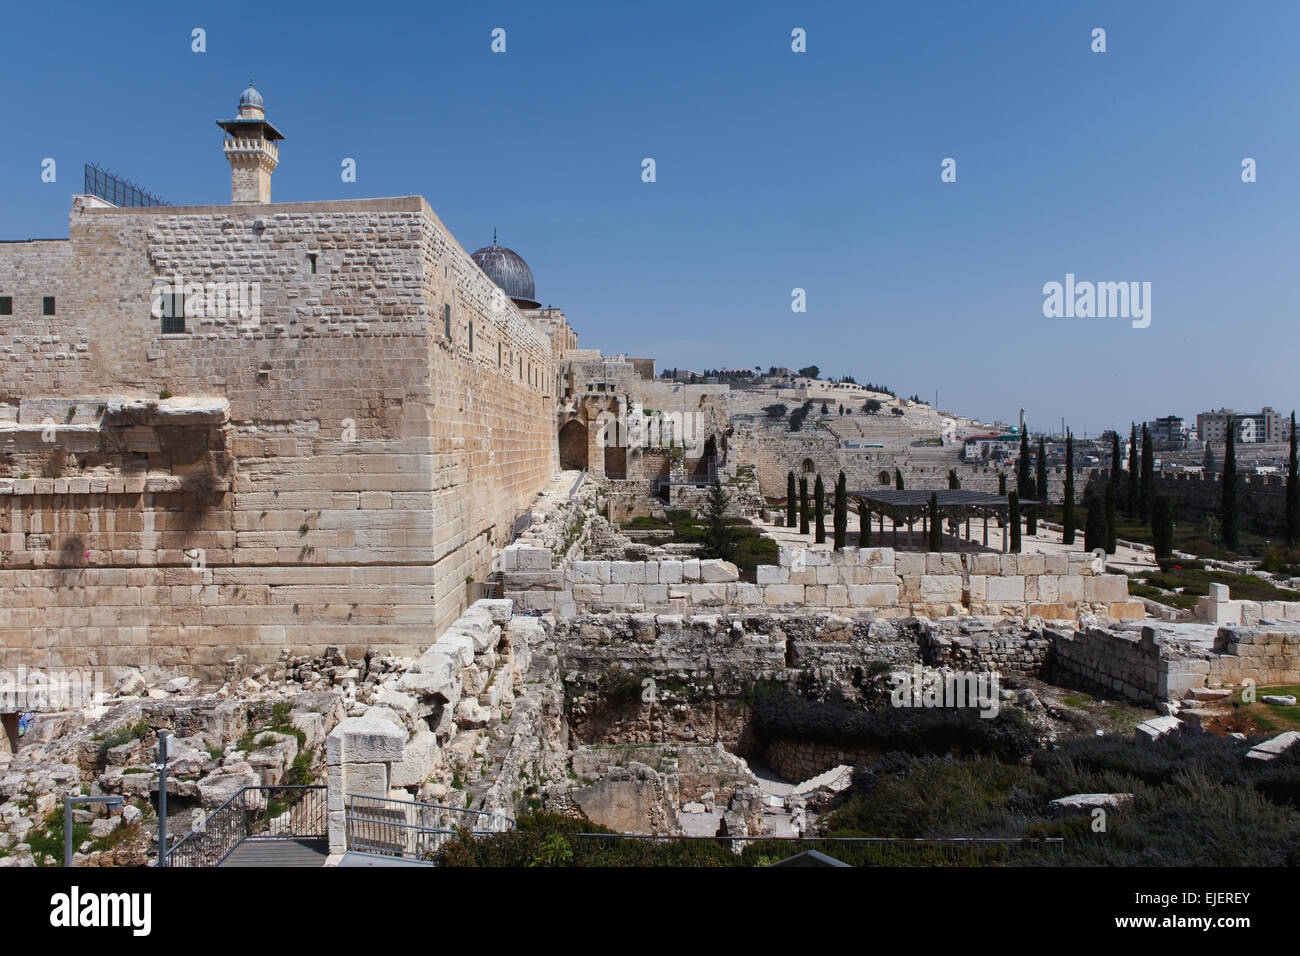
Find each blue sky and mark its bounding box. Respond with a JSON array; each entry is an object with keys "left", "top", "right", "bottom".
[{"left": 4, "top": 0, "right": 1297, "bottom": 435}]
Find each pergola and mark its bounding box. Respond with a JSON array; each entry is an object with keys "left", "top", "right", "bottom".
[{"left": 846, "top": 489, "right": 1038, "bottom": 553}]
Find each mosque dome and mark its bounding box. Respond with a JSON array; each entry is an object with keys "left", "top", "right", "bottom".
[
  {"left": 239, "top": 82, "right": 264, "bottom": 111},
  {"left": 471, "top": 238, "right": 540, "bottom": 310}
]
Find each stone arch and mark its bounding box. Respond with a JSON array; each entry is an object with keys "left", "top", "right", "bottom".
[
  {"left": 802, "top": 458, "right": 815, "bottom": 474},
  {"left": 879, "top": 470, "right": 891, "bottom": 485},
  {"left": 559, "top": 419, "right": 588, "bottom": 470}
]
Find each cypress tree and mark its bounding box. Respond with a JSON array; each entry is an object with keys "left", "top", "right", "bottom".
[
  {"left": 701, "top": 482, "right": 736, "bottom": 562},
  {"left": 1223, "top": 422, "right": 1239, "bottom": 551},
  {"left": 858, "top": 501, "right": 871, "bottom": 546},
  {"left": 1104, "top": 480, "right": 1117, "bottom": 555},
  {"left": 786, "top": 471, "right": 797, "bottom": 528},
  {"left": 895, "top": 468, "right": 904, "bottom": 490},
  {"left": 1017, "top": 431, "right": 1032, "bottom": 500},
  {"left": 1110, "top": 431, "right": 1123, "bottom": 488},
  {"left": 948, "top": 469, "right": 960, "bottom": 489},
  {"left": 928, "top": 492, "right": 942, "bottom": 552},
  {"left": 1139, "top": 424, "right": 1154, "bottom": 522},
  {"left": 814, "top": 473, "right": 826, "bottom": 544},
  {"left": 1036, "top": 436, "right": 1049, "bottom": 507},
  {"left": 1203, "top": 443, "right": 1215, "bottom": 475},
  {"left": 998, "top": 473, "right": 1006, "bottom": 496},
  {"left": 833, "top": 471, "right": 848, "bottom": 550},
  {"left": 1017, "top": 432, "right": 1038, "bottom": 537},
  {"left": 1062, "top": 431, "right": 1076, "bottom": 545},
  {"left": 1084, "top": 493, "right": 1107, "bottom": 553},
  {"left": 799, "top": 475, "right": 810, "bottom": 536},
  {"left": 1127, "top": 423, "right": 1139, "bottom": 517},
  {"left": 1009, "top": 492, "right": 1021, "bottom": 553},
  {"left": 1288, "top": 410, "right": 1299, "bottom": 546},
  {"left": 1151, "top": 494, "right": 1174, "bottom": 561}
]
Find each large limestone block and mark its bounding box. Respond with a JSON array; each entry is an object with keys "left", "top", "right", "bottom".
[
  {"left": 895, "top": 553, "right": 925, "bottom": 576},
  {"left": 1089, "top": 574, "right": 1130, "bottom": 603},
  {"left": 389, "top": 730, "right": 440, "bottom": 787},
  {"left": 919, "top": 575, "right": 961, "bottom": 603},
  {"left": 329, "top": 709, "right": 407, "bottom": 764},
  {"left": 573, "top": 561, "right": 611, "bottom": 584},
  {"left": 659, "top": 560, "right": 683, "bottom": 585},
  {"left": 472, "top": 598, "right": 514, "bottom": 624},
  {"left": 847, "top": 584, "right": 899, "bottom": 608},
  {"left": 986, "top": 575, "right": 1026, "bottom": 603},
  {"left": 1246, "top": 731, "right": 1300, "bottom": 762},
  {"left": 434, "top": 632, "right": 476, "bottom": 668},
  {"left": 1134, "top": 715, "right": 1182, "bottom": 747},
  {"left": 763, "top": 585, "right": 805, "bottom": 605},
  {"left": 1057, "top": 575, "right": 1085, "bottom": 604},
  {"left": 756, "top": 565, "right": 789, "bottom": 585},
  {"left": 699, "top": 559, "right": 740, "bottom": 583},
  {"left": 611, "top": 561, "right": 646, "bottom": 585}
]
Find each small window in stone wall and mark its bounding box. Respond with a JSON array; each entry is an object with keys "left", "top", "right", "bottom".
[
  {"left": 468, "top": 320, "right": 474, "bottom": 352},
  {"left": 498, "top": 341, "right": 502, "bottom": 366},
  {"left": 160, "top": 292, "right": 186, "bottom": 334},
  {"left": 0, "top": 296, "right": 11, "bottom": 315},
  {"left": 42, "top": 296, "right": 56, "bottom": 316},
  {"left": 444, "top": 303, "right": 451, "bottom": 340},
  {"left": 307, "top": 253, "right": 317, "bottom": 274}
]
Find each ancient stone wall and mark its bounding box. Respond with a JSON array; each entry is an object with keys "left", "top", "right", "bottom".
[
  {"left": 0, "top": 197, "right": 558, "bottom": 678},
  {"left": 504, "top": 542, "right": 1141, "bottom": 622}
]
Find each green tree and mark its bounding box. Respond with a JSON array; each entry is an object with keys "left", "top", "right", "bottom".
[
  {"left": 1017, "top": 433, "right": 1039, "bottom": 537},
  {"left": 948, "top": 469, "right": 960, "bottom": 489},
  {"left": 1062, "top": 432, "right": 1076, "bottom": 546},
  {"left": 834, "top": 472, "right": 848, "bottom": 549},
  {"left": 814, "top": 474, "right": 827, "bottom": 544},
  {"left": 895, "top": 469, "right": 904, "bottom": 490},
  {"left": 799, "top": 475, "right": 810, "bottom": 536},
  {"left": 1110, "top": 431, "right": 1123, "bottom": 488},
  {"left": 1223, "top": 421, "right": 1239, "bottom": 551},
  {"left": 1139, "top": 424, "right": 1154, "bottom": 522},
  {"left": 700, "top": 482, "right": 736, "bottom": 563},
  {"left": 1151, "top": 494, "right": 1174, "bottom": 561},
  {"left": 1127, "top": 423, "right": 1139, "bottom": 517},
  {"left": 1288, "top": 411, "right": 1299, "bottom": 546},
  {"left": 1036, "top": 436, "right": 1049, "bottom": 508},
  {"left": 858, "top": 501, "right": 871, "bottom": 546},
  {"left": 786, "top": 471, "right": 797, "bottom": 528},
  {"left": 1009, "top": 492, "right": 1022, "bottom": 553},
  {"left": 1203, "top": 443, "right": 1215, "bottom": 475},
  {"left": 1104, "top": 480, "right": 1117, "bottom": 555},
  {"left": 928, "top": 492, "right": 942, "bottom": 552},
  {"left": 998, "top": 473, "right": 1006, "bottom": 496},
  {"left": 1084, "top": 493, "right": 1107, "bottom": 553}
]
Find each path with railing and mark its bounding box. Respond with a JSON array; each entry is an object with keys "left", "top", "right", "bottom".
[{"left": 164, "top": 785, "right": 327, "bottom": 868}]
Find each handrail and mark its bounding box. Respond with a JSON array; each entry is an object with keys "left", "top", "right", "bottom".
[{"left": 163, "top": 785, "right": 326, "bottom": 867}]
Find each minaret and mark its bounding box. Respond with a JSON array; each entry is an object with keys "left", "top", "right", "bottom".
[{"left": 217, "top": 81, "right": 285, "bottom": 204}]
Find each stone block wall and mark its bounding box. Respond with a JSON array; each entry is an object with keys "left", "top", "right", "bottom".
[
  {"left": 511, "top": 543, "right": 1141, "bottom": 622},
  {"left": 0, "top": 196, "right": 560, "bottom": 677},
  {"left": 763, "top": 738, "right": 875, "bottom": 782},
  {"left": 1209, "top": 624, "right": 1300, "bottom": 686}
]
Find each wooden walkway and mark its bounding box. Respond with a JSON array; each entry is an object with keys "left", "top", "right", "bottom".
[{"left": 219, "top": 838, "right": 329, "bottom": 867}]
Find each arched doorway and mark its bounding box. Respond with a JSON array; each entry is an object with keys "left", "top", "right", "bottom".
[
  {"left": 559, "top": 420, "right": 588, "bottom": 470},
  {"left": 802, "top": 458, "right": 815, "bottom": 474}
]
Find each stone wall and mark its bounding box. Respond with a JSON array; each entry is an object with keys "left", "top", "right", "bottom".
[
  {"left": 763, "top": 738, "right": 875, "bottom": 782},
  {"left": 504, "top": 542, "right": 1141, "bottom": 622},
  {"left": 1209, "top": 624, "right": 1300, "bottom": 687},
  {"left": 0, "top": 196, "right": 559, "bottom": 677}
]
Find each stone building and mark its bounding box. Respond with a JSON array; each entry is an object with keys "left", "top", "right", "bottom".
[{"left": 0, "top": 84, "right": 583, "bottom": 678}]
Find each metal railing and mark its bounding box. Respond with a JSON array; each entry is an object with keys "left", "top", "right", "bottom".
[
  {"left": 345, "top": 793, "right": 514, "bottom": 862},
  {"left": 84, "top": 162, "right": 169, "bottom": 208},
  {"left": 164, "top": 785, "right": 326, "bottom": 867}
]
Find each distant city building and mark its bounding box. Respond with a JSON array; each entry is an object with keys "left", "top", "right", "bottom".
[
  {"left": 1146, "top": 415, "right": 1190, "bottom": 450},
  {"left": 1197, "top": 407, "right": 1287, "bottom": 445}
]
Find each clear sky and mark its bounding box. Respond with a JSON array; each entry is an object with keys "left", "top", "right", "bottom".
[{"left": 4, "top": 0, "right": 1297, "bottom": 436}]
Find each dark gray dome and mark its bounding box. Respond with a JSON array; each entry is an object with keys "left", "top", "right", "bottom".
[{"left": 471, "top": 241, "right": 540, "bottom": 309}]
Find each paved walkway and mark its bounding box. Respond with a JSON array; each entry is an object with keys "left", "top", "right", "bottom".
[{"left": 219, "top": 837, "right": 329, "bottom": 867}]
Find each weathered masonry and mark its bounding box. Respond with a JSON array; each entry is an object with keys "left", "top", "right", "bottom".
[{"left": 0, "top": 85, "right": 574, "bottom": 678}]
